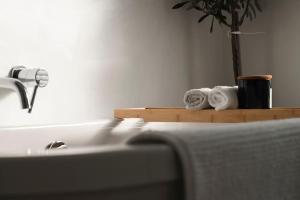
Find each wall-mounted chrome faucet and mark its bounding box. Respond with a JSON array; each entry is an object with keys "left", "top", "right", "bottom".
[{"left": 0, "top": 66, "right": 48, "bottom": 113}]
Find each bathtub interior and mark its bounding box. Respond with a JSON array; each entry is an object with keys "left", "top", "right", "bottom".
[{"left": 0, "top": 118, "right": 144, "bottom": 156}]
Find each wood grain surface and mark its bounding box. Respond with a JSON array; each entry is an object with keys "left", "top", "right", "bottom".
[{"left": 114, "top": 108, "right": 300, "bottom": 123}]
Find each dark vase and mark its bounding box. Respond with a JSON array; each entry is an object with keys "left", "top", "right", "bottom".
[{"left": 238, "top": 75, "right": 272, "bottom": 109}]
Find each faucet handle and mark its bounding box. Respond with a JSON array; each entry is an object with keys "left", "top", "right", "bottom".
[
  {"left": 28, "top": 83, "right": 39, "bottom": 113},
  {"left": 35, "top": 69, "right": 48, "bottom": 88}
]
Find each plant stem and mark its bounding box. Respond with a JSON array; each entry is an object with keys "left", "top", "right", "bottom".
[{"left": 231, "top": 11, "right": 242, "bottom": 85}]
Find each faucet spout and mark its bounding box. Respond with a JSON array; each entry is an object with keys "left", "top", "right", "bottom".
[{"left": 0, "top": 77, "right": 30, "bottom": 109}]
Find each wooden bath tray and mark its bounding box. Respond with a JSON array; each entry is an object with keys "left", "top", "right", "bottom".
[{"left": 114, "top": 108, "right": 300, "bottom": 123}]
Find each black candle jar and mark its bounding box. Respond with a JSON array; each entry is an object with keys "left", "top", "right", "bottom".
[{"left": 238, "top": 75, "right": 272, "bottom": 109}]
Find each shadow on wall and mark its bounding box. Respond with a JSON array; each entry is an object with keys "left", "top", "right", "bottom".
[
  {"left": 265, "top": 0, "right": 300, "bottom": 107},
  {"left": 0, "top": 89, "right": 10, "bottom": 102}
]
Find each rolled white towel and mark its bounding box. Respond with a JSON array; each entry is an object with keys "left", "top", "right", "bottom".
[
  {"left": 183, "top": 88, "right": 212, "bottom": 110},
  {"left": 208, "top": 86, "right": 238, "bottom": 111}
]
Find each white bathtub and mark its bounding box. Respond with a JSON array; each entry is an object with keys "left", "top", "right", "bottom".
[{"left": 0, "top": 119, "right": 182, "bottom": 200}]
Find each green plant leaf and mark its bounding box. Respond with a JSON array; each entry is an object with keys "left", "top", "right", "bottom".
[
  {"left": 254, "top": 0, "right": 262, "bottom": 12},
  {"left": 172, "top": 0, "right": 263, "bottom": 30},
  {"left": 172, "top": 1, "right": 190, "bottom": 9},
  {"left": 249, "top": 3, "right": 257, "bottom": 18}
]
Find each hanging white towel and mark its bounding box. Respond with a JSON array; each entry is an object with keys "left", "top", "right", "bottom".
[
  {"left": 183, "top": 88, "right": 212, "bottom": 110},
  {"left": 208, "top": 86, "right": 238, "bottom": 111}
]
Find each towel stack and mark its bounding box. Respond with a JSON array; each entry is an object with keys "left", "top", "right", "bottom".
[{"left": 184, "top": 86, "right": 238, "bottom": 111}]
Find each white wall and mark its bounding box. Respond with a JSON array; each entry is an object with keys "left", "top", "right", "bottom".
[
  {"left": 188, "top": 11, "right": 232, "bottom": 88},
  {"left": 0, "top": 0, "right": 192, "bottom": 127},
  {"left": 264, "top": 0, "right": 300, "bottom": 106}
]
